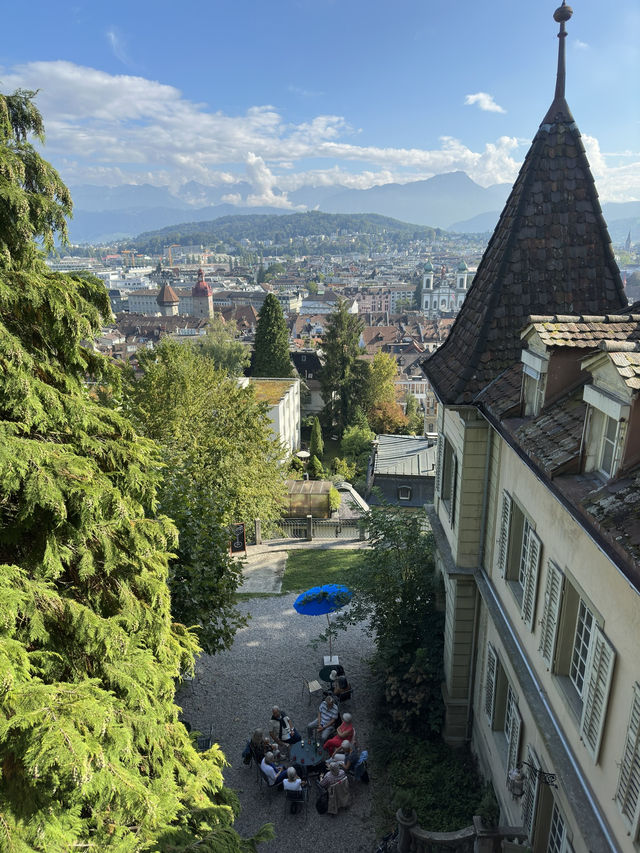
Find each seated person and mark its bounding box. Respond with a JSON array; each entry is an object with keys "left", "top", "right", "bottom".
[
  {"left": 328, "top": 669, "right": 351, "bottom": 700},
  {"left": 260, "top": 751, "right": 287, "bottom": 787},
  {"left": 329, "top": 738, "right": 352, "bottom": 767},
  {"left": 319, "top": 761, "right": 347, "bottom": 789},
  {"left": 251, "top": 728, "right": 278, "bottom": 762},
  {"left": 269, "top": 706, "right": 301, "bottom": 750},
  {"left": 283, "top": 765, "right": 307, "bottom": 812},
  {"left": 308, "top": 694, "right": 339, "bottom": 743},
  {"left": 339, "top": 740, "right": 367, "bottom": 780},
  {"left": 324, "top": 712, "right": 354, "bottom": 755}
]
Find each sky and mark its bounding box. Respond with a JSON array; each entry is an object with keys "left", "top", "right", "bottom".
[{"left": 1, "top": 0, "right": 639, "bottom": 208}]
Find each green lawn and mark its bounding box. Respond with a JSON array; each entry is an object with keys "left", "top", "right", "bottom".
[{"left": 280, "top": 547, "right": 364, "bottom": 593}]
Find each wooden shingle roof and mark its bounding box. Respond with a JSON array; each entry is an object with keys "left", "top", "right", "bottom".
[{"left": 423, "top": 85, "right": 626, "bottom": 404}]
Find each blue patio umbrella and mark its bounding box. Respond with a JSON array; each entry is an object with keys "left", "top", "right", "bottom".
[{"left": 293, "top": 584, "right": 353, "bottom": 660}]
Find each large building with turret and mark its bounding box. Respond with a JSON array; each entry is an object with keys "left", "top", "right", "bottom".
[{"left": 422, "top": 5, "right": 639, "bottom": 852}]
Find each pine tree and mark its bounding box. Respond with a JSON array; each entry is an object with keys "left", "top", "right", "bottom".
[
  {"left": 0, "top": 89, "right": 272, "bottom": 852},
  {"left": 309, "top": 416, "right": 324, "bottom": 459},
  {"left": 319, "top": 300, "right": 365, "bottom": 435},
  {"left": 252, "top": 292, "right": 292, "bottom": 377}
]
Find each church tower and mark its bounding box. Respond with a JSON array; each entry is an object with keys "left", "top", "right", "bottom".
[
  {"left": 156, "top": 283, "right": 180, "bottom": 317},
  {"left": 191, "top": 268, "right": 213, "bottom": 318}
]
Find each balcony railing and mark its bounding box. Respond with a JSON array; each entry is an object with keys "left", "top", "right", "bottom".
[{"left": 395, "top": 811, "right": 528, "bottom": 853}]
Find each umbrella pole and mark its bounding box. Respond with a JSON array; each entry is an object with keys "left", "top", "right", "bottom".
[{"left": 327, "top": 613, "right": 332, "bottom": 660}]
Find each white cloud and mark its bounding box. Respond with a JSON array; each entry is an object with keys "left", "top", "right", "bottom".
[
  {"left": 1, "top": 60, "right": 637, "bottom": 205},
  {"left": 574, "top": 39, "right": 589, "bottom": 50},
  {"left": 464, "top": 92, "right": 506, "bottom": 114},
  {"left": 106, "top": 28, "right": 133, "bottom": 67}
]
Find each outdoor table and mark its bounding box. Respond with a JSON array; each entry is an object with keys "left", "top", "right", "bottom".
[{"left": 289, "top": 739, "right": 324, "bottom": 775}]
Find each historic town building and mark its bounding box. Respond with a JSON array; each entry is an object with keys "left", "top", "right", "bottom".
[{"left": 422, "top": 5, "right": 638, "bottom": 852}]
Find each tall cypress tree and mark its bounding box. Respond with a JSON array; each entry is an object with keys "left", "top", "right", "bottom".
[
  {"left": 0, "top": 90, "right": 271, "bottom": 851},
  {"left": 252, "top": 292, "right": 292, "bottom": 377},
  {"left": 319, "top": 300, "right": 365, "bottom": 436}
]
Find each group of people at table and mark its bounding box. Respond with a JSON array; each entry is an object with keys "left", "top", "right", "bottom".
[{"left": 248, "top": 670, "right": 365, "bottom": 814}]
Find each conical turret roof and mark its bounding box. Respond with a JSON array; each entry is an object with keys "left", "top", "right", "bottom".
[{"left": 423, "top": 3, "right": 626, "bottom": 405}]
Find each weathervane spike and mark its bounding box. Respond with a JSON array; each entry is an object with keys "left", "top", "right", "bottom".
[{"left": 542, "top": 1, "right": 574, "bottom": 125}]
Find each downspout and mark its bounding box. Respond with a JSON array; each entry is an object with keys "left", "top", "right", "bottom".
[{"left": 466, "top": 422, "right": 494, "bottom": 741}]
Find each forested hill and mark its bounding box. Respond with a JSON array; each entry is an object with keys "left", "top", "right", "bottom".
[{"left": 129, "top": 211, "right": 442, "bottom": 253}]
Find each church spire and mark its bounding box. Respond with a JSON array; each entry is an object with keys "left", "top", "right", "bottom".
[{"left": 542, "top": 2, "right": 574, "bottom": 125}]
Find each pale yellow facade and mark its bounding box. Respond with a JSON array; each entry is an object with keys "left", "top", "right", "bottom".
[{"left": 430, "top": 398, "right": 640, "bottom": 853}]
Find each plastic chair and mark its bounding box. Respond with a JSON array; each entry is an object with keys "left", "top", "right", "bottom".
[{"left": 283, "top": 786, "right": 308, "bottom": 819}]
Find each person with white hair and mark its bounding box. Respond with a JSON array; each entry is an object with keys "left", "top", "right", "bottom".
[
  {"left": 269, "top": 705, "right": 301, "bottom": 750},
  {"left": 260, "top": 751, "right": 287, "bottom": 787},
  {"left": 308, "top": 693, "right": 339, "bottom": 742},
  {"left": 324, "top": 711, "right": 354, "bottom": 755}
]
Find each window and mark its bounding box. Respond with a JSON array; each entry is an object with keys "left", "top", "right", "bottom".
[
  {"left": 398, "top": 486, "right": 412, "bottom": 501},
  {"left": 437, "top": 435, "right": 457, "bottom": 526},
  {"left": 599, "top": 414, "right": 618, "bottom": 478},
  {"left": 542, "top": 573, "right": 615, "bottom": 762},
  {"left": 484, "top": 644, "right": 522, "bottom": 772},
  {"left": 497, "top": 491, "right": 541, "bottom": 629},
  {"left": 615, "top": 683, "right": 640, "bottom": 838},
  {"left": 546, "top": 801, "right": 577, "bottom": 853}
]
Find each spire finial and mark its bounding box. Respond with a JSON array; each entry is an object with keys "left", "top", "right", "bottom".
[{"left": 542, "top": 2, "right": 574, "bottom": 125}]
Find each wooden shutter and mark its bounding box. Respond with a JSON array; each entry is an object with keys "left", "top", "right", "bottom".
[
  {"left": 485, "top": 643, "right": 498, "bottom": 725},
  {"left": 615, "top": 683, "right": 640, "bottom": 832},
  {"left": 497, "top": 491, "right": 513, "bottom": 577},
  {"left": 539, "top": 560, "right": 564, "bottom": 668},
  {"left": 521, "top": 527, "right": 542, "bottom": 630},
  {"left": 448, "top": 452, "right": 458, "bottom": 526},
  {"left": 507, "top": 702, "right": 522, "bottom": 772},
  {"left": 521, "top": 745, "right": 541, "bottom": 842},
  {"left": 436, "top": 435, "right": 444, "bottom": 496},
  {"left": 580, "top": 625, "right": 615, "bottom": 762}
]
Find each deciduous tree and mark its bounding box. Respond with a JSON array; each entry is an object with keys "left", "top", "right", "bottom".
[
  {"left": 126, "top": 339, "right": 287, "bottom": 654},
  {"left": 191, "top": 312, "right": 250, "bottom": 376},
  {"left": 0, "top": 89, "right": 271, "bottom": 851}
]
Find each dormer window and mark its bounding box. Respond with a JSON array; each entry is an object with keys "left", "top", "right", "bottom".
[
  {"left": 521, "top": 349, "right": 549, "bottom": 417},
  {"left": 582, "top": 384, "right": 629, "bottom": 480}
]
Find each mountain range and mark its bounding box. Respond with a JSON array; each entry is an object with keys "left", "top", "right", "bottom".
[{"left": 66, "top": 172, "right": 640, "bottom": 245}]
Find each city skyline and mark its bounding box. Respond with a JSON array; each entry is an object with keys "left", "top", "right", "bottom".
[{"left": 1, "top": 0, "right": 638, "bottom": 207}]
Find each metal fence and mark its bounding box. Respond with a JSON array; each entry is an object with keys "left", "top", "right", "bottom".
[{"left": 257, "top": 517, "right": 365, "bottom": 542}]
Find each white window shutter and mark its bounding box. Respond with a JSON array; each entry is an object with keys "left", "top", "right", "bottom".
[
  {"left": 449, "top": 452, "right": 458, "bottom": 526},
  {"left": 522, "top": 745, "right": 541, "bottom": 841},
  {"left": 485, "top": 644, "right": 498, "bottom": 725},
  {"left": 507, "top": 703, "right": 522, "bottom": 772},
  {"left": 521, "top": 527, "right": 542, "bottom": 630},
  {"left": 436, "top": 435, "right": 444, "bottom": 496},
  {"left": 580, "top": 625, "right": 615, "bottom": 762},
  {"left": 615, "top": 683, "right": 640, "bottom": 833},
  {"left": 539, "top": 560, "right": 564, "bottom": 668},
  {"left": 497, "top": 491, "right": 512, "bottom": 577}
]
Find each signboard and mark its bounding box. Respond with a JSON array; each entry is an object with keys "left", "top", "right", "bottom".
[{"left": 230, "top": 522, "right": 246, "bottom": 554}]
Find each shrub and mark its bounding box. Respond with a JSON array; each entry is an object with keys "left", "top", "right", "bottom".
[{"left": 329, "top": 486, "right": 342, "bottom": 511}]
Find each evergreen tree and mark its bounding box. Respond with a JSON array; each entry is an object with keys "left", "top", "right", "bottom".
[
  {"left": 252, "top": 292, "right": 292, "bottom": 377},
  {"left": 309, "top": 416, "right": 324, "bottom": 459},
  {"left": 0, "top": 89, "right": 271, "bottom": 851},
  {"left": 319, "top": 300, "right": 365, "bottom": 435},
  {"left": 126, "top": 339, "right": 286, "bottom": 654}
]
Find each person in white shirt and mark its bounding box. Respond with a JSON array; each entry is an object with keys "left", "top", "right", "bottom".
[
  {"left": 283, "top": 766, "right": 307, "bottom": 813},
  {"left": 260, "top": 751, "right": 287, "bottom": 786}
]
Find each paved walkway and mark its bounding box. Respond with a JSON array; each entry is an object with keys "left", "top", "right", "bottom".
[{"left": 238, "top": 537, "right": 368, "bottom": 594}]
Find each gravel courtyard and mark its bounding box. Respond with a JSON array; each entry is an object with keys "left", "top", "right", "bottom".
[{"left": 178, "top": 592, "right": 379, "bottom": 852}]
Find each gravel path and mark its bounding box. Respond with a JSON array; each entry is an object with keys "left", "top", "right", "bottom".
[{"left": 178, "top": 593, "right": 378, "bottom": 852}]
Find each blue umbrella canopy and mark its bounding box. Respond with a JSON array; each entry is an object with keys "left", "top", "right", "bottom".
[
  {"left": 293, "top": 584, "right": 353, "bottom": 660},
  {"left": 293, "top": 584, "right": 352, "bottom": 615}
]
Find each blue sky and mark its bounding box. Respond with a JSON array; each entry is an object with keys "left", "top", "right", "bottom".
[{"left": 1, "top": 0, "right": 638, "bottom": 206}]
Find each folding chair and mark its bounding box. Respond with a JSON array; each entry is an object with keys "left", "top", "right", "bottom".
[
  {"left": 195, "top": 726, "right": 213, "bottom": 751},
  {"left": 283, "top": 787, "right": 308, "bottom": 819},
  {"left": 301, "top": 676, "right": 324, "bottom": 704}
]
